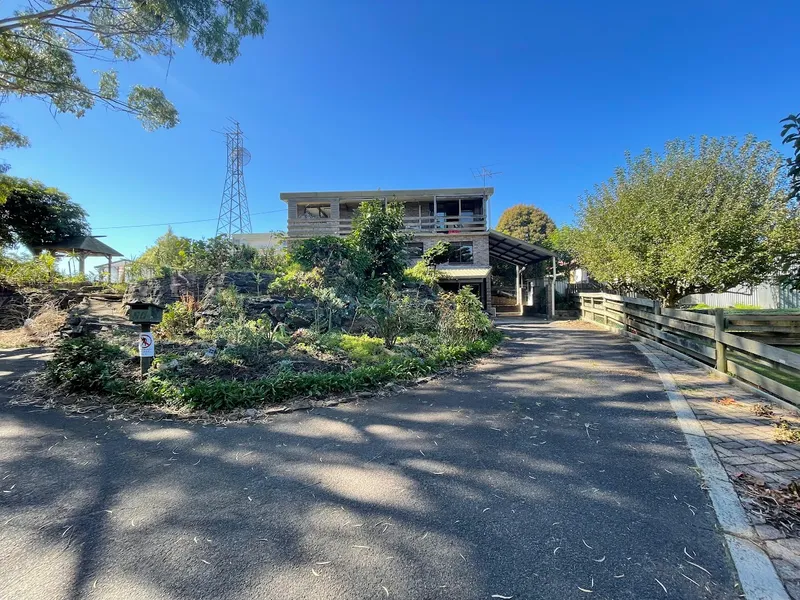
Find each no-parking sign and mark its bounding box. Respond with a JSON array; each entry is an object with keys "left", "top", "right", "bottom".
[{"left": 139, "top": 332, "right": 154, "bottom": 357}]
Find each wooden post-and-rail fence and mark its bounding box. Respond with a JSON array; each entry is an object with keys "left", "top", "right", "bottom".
[{"left": 579, "top": 293, "right": 800, "bottom": 407}]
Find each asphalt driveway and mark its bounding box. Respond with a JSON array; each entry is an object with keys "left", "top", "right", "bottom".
[{"left": 0, "top": 322, "right": 739, "bottom": 599}]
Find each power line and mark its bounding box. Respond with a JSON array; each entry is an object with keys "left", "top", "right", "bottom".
[{"left": 91, "top": 209, "right": 285, "bottom": 231}]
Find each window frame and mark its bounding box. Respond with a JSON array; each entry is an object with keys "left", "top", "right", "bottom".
[
  {"left": 406, "top": 242, "right": 424, "bottom": 259},
  {"left": 448, "top": 241, "right": 474, "bottom": 264}
]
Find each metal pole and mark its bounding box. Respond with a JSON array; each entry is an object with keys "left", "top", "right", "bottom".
[{"left": 549, "top": 256, "right": 557, "bottom": 319}]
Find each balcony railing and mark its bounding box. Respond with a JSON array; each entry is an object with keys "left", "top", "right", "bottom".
[{"left": 287, "top": 215, "right": 487, "bottom": 238}]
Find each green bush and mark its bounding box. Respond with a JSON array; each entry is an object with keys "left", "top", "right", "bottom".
[
  {"left": 125, "top": 231, "right": 288, "bottom": 280},
  {"left": 217, "top": 286, "right": 245, "bottom": 323},
  {"left": 437, "top": 288, "right": 491, "bottom": 344},
  {"left": 47, "top": 336, "right": 129, "bottom": 394},
  {"left": 157, "top": 296, "right": 198, "bottom": 338},
  {"left": 217, "top": 318, "right": 287, "bottom": 360},
  {"left": 0, "top": 251, "right": 86, "bottom": 287},
  {"left": 339, "top": 334, "right": 389, "bottom": 364},
  {"left": 404, "top": 261, "right": 440, "bottom": 287},
  {"left": 367, "top": 285, "right": 435, "bottom": 348}
]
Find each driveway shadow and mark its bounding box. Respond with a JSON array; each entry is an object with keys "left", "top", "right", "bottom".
[{"left": 0, "top": 324, "right": 739, "bottom": 599}]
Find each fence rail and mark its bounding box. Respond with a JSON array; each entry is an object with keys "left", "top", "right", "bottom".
[
  {"left": 287, "top": 215, "right": 487, "bottom": 238},
  {"left": 580, "top": 293, "right": 800, "bottom": 407}
]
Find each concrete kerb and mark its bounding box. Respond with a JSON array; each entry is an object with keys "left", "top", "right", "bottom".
[{"left": 634, "top": 341, "right": 789, "bottom": 600}]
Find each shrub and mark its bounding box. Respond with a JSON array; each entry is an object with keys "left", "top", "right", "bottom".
[
  {"left": 47, "top": 336, "right": 129, "bottom": 394},
  {"left": 217, "top": 318, "right": 287, "bottom": 360},
  {"left": 397, "top": 332, "right": 439, "bottom": 358},
  {"left": 157, "top": 294, "right": 199, "bottom": 338},
  {"left": 437, "top": 288, "right": 491, "bottom": 344},
  {"left": 125, "top": 231, "right": 288, "bottom": 280},
  {"left": 0, "top": 251, "right": 62, "bottom": 287},
  {"left": 291, "top": 236, "right": 369, "bottom": 296},
  {"left": 217, "top": 286, "right": 245, "bottom": 323},
  {"left": 339, "top": 334, "right": 389, "bottom": 364},
  {"left": 405, "top": 261, "right": 440, "bottom": 287}
]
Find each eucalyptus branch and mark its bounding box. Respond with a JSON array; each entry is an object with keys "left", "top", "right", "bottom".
[{"left": 0, "top": 0, "right": 96, "bottom": 33}]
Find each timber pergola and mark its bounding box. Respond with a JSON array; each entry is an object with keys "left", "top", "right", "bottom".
[
  {"left": 488, "top": 229, "right": 558, "bottom": 317},
  {"left": 31, "top": 236, "right": 123, "bottom": 281}
]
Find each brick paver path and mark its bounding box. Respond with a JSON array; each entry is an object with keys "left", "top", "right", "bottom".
[{"left": 646, "top": 344, "right": 800, "bottom": 599}]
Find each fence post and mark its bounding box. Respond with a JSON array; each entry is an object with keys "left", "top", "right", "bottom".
[
  {"left": 653, "top": 301, "right": 662, "bottom": 343},
  {"left": 714, "top": 308, "right": 727, "bottom": 373}
]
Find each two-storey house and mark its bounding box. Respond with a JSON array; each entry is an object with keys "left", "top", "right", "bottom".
[{"left": 275, "top": 187, "right": 555, "bottom": 315}]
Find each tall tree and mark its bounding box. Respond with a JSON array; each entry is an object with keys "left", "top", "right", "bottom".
[
  {"left": 496, "top": 204, "right": 555, "bottom": 245},
  {"left": 0, "top": 175, "right": 89, "bottom": 249},
  {"left": 569, "top": 136, "right": 793, "bottom": 306},
  {"left": 0, "top": 0, "right": 268, "bottom": 141},
  {"left": 350, "top": 199, "right": 410, "bottom": 282},
  {"left": 781, "top": 113, "right": 800, "bottom": 201}
]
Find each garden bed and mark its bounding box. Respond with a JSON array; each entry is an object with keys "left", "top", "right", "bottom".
[{"left": 36, "top": 328, "right": 502, "bottom": 416}]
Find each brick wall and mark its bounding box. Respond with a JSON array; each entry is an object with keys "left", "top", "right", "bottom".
[{"left": 414, "top": 233, "right": 490, "bottom": 266}]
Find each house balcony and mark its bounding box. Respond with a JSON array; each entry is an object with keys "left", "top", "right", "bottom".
[{"left": 287, "top": 215, "right": 488, "bottom": 239}]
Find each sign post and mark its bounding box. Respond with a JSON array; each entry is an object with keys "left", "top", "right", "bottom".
[
  {"left": 127, "top": 302, "right": 163, "bottom": 375},
  {"left": 139, "top": 326, "right": 155, "bottom": 374}
]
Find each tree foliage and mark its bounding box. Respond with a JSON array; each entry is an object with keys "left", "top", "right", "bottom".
[
  {"left": 350, "top": 199, "right": 410, "bottom": 282},
  {"left": 569, "top": 136, "right": 794, "bottom": 306},
  {"left": 291, "top": 235, "right": 369, "bottom": 297},
  {"left": 0, "top": 0, "right": 268, "bottom": 139},
  {"left": 781, "top": 114, "right": 800, "bottom": 201},
  {"left": 128, "top": 228, "right": 286, "bottom": 278},
  {"left": 0, "top": 175, "right": 89, "bottom": 249},
  {"left": 543, "top": 226, "right": 579, "bottom": 275},
  {"left": 420, "top": 241, "right": 451, "bottom": 270},
  {"left": 496, "top": 203, "right": 555, "bottom": 245}
]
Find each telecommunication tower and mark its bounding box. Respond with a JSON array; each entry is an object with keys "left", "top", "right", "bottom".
[{"left": 216, "top": 120, "right": 253, "bottom": 237}]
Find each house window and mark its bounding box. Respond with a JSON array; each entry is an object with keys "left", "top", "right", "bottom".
[
  {"left": 449, "top": 242, "right": 473, "bottom": 264},
  {"left": 406, "top": 242, "right": 424, "bottom": 259},
  {"left": 299, "top": 204, "right": 331, "bottom": 219}
]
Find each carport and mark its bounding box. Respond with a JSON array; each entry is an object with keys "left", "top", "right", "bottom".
[{"left": 488, "top": 230, "right": 557, "bottom": 317}]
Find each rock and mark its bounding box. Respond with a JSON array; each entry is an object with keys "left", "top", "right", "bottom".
[
  {"left": 123, "top": 271, "right": 277, "bottom": 308},
  {"left": 244, "top": 408, "right": 258, "bottom": 417},
  {"left": 204, "top": 346, "right": 217, "bottom": 358},
  {"left": 755, "top": 524, "right": 786, "bottom": 540},
  {"left": 357, "top": 391, "right": 373, "bottom": 398},
  {"left": 773, "top": 559, "right": 800, "bottom": 582},
  {"left": 765, "top": 539, "right": 800, "bottom": 568},
  {"left": 786, "top": 581, "right": 800, "bottom": 600}
]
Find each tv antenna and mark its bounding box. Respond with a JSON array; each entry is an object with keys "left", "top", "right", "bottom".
[
  {"left": 216, "top": 120, "right": 253, "bottom": 238},
  {"left": 471, "top": 165, "right": 502, "bottom": 225}
]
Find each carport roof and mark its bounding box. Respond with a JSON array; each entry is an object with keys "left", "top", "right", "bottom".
[{"left": 488, "top": 230, "right": 555, "bottom": 266}]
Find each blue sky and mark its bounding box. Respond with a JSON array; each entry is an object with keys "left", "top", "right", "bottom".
[{"left": 3, "top": 0, "right": 798, "bottom": 272}]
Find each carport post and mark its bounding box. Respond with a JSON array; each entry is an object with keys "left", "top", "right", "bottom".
[{"left": 549, "top": 255, "right": 557, "bottom": 319}]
